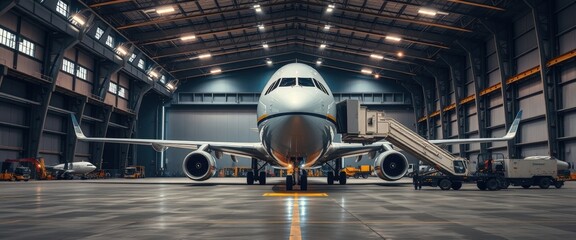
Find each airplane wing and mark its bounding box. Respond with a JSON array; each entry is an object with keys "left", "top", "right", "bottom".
[
  {"left": 428, "top": 110, "right": 522, "bottom": 144},
  {"left": 320, "top": 110, "right": 523, "bottom": 162},
  {"left": 70, "top": 114, "right": 272, "bottom": 162}
]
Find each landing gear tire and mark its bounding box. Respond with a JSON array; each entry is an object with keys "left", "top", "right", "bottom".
[
  {"left": 439, "top": 179, "right": 452, "bottom": 190},
  {"left": 247, "top": 171, "right": 254, "bottom": 185},
  {"left": 362, "top": 174, "right": 369, "bottom": 179},
  {"left": 486, "top": 178, "right": 499, "bottom": 191},
  {"left": 451, "top": 181, "right": 463, "bottom": 190},
  {"left": 554, "top": 181, "right": 563, "bottom": 189},
  {"left": 477, "top": 181, "right": 487, "bottom": 190},
  {"left": 538, "top": 178, "right": 551, "bottom": 189},
  {"left": 521, "top": 184, "right": 531, "bottom": 189},
  {"left": 300, "top": 170, "right": 308, "bottom": 191},
  {"left": 339, "top": 172, "right": 347, "bottom": 185},
  {"left": 259, "top": 172, "right": 266, "bottom": 185},
  {"left": 353, "top": 174, "right": 359, "bottom": 179},
  {"left": 286, "top": 175, "right": 293, "bottom": 191},
  {"left": 327, "top": 172, "right": 334, "bottom": 185}
]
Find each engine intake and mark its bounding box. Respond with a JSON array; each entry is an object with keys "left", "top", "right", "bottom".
[
  {"left": 182, "top": 150, "right": 217, "bottom": 181},
  {"left": 373, "top": 150, "right": 408, "bottom": 181}
]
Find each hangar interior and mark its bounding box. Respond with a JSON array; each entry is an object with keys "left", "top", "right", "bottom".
[{"left": 0, "top": 0, "right": 575, "bottom": 178}]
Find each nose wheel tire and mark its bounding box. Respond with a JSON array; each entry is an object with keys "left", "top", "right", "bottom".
[
  {"left": 246, "top": 171, "right": 254, "bottom": 185},
  {"left": 300, "top": 170, "right": 308, "bottom": 191},
  {"left": 286, "top": 175, "right": 293, "bottom": 191},
  {"left": 327, "top": 171, "right": 334, "bottom": 185},
  {"left": 339, "top": 172, "right": 347, "bottom": 185},
  {"left": 259, "top": 172, "right": 266, "bottom": 185}
]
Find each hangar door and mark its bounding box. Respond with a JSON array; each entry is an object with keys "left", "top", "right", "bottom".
[{"left": 164, "top": 106, "right": 259, "bottom": 176}]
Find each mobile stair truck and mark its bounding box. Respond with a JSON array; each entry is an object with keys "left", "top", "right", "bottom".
[{"left": 337, "top": 100, "right": 571, "bottom": 191}]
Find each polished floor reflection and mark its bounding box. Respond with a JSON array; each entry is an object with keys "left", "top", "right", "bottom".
[{"left": 1, "top": 177, "right": 575, "bottom": 239}]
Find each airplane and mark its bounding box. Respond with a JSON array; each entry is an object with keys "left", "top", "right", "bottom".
[
  {"left": 70, "top": 63, "right": 521, "bottom": 190},
  {"left": 51, "top": 162, "right": 97, "bottom": 179}
]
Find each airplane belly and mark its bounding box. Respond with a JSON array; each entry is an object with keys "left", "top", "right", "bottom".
[{"left": 260, "top": 114, "right": 334, "bottom": 167}]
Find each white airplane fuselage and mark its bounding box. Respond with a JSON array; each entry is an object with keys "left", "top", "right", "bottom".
[
  {"left": 257, "top": 63, "right": 337, "bottom": 168},
  {"left": 53, "top": 162, "right": 97, "bottom": 175}
]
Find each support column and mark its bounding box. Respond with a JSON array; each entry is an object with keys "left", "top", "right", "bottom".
[
  {"left": 0, "top": 65, "right": 7, "bottom": 88},
  {"left": 92, "top": 106, "right": 113, "bottom": 169},
  {"left": 457, "top": 40, "right": 489, "bottom": 155},
  {"left": 423, "top": 66, "right": 451, "bottom": 143},
  {"left": 440, "top": 54, "right": 468, "bottom": 157},
  {"left": 523, "top": 0, "right": 559, "bottom": 157},
  {"left": 399, "top": 80, "right": 424, "bottom": 132},
  {"left": 412, "top": 75, "right": 436, "bottom": 139},
  {"left": 480, "top": 19, "right": 518, "bottom": 158},
  {"left": 121, "top": 82, "right": 154, "bottom": 169}
]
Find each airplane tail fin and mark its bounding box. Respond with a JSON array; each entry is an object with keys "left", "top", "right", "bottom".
[
  {"left": 502, "top": 110, "right": 522, "bottom": 140},
  {"left": 70, "top": 114, "right": 86, "bottom": 139}
]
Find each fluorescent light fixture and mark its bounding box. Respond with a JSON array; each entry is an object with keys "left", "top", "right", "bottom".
[
  {"left": 148, "top": 70, "right": 159, "bottom": 78},
  {"left": 319, "top": 44, "right": 327, "bottom": 49},
  {"left": 324, "top": 24, "right": 331, "bottom": 30},
  {"left": 198, "top": 53, "right": 212, "bottom": 59},
  {"left": 71, "top": 14, "right": 85, "bottom": 26},
  {"left": 370, "top": 54, "right": 384, "bottom": 59},
  {"left": 418, "top": 8, "right": 437, "bottom": 16},
  {"left": 262, "top": 43, "right": 269, "bottom": 48},
  {"left": 385, "top": 36, "right": 402, "bottom": 42},
  {"left": 254, "top": 4, "right": 262, "bottom": 13},
  {"left": 361, "top": 69, "right": 372, "bottom": 74},
  {"left": 374, "top": 74, "right": 380, "bottom": 79},
  {"left": 397, "top": 51, "right": 404, "bottom": 57},
  {"left": 210, "top": 68, "right": 222, "bottom": 74},
  {"left": 180, "top": 35, "right": 196, "bottom": 41},
  {"left": 166, "top": 82, "right": 175, "bottom": 91},
  {"left": 116, "top": 46, "right": 128, "bottom": 56},
  {"left": 316, "top": 59, "right": 322, "bottom": 65},
  {"left": 156, "top": 6, "right": 175, "bottom": 14},
  {"left": 258, "top": 24, "right": 265, "bottom": 30},
  {"left": 327, "top": 4, "right": 335, "bottom": 13},
  {"left": 384, "top": 57, "right": 397, "bottom": 62},
  {"left": 266, "top": 58, "right": 273, "bottom": 65}
]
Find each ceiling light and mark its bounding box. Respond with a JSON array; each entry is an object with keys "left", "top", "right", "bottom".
[
  {"left": 316, "top": 59, "right": 322, "bottom": 65},
  {"left": 319, "top": 44, "right": 327, "bottom": 49},
  {"left": 148, "top": 70, "right": 159, "bottom": 78},
  {"left": 116, "top": 46, "right": 128, "bottom": 56},
  {"left": 361, "top": 69, "right": 372, "bottom": 74},
  {"left": 418, "top": 8, "right": 437, "bottom": 16},
  {"left": 258, "top": 24, "right": 265, "bottom": 30},
  {"left": 71, "top": 14, "right": 85, "bottom": 26},
  {"left": 210, "top": 68, "right": 222, "bottom": 74},
  {"left": 166, "top": 82, "right": 175, "bottom": 91},
  {"left": 384, "top": 57, "right": 398, "bottom": 62},
  {"left": 370, "top": 54, "right": 384, "bottom": 60},
  {"left": 180, "top": 35, "right": 196, "bottom": 41},
  {"left": 327, "top": 4, "right": 335, "bottom": 13},
  {"left": 262, "top": 43, "right": 269, "bottom": 48},
  {"left": 266, "top": 58, "right": 273, "bottom": 65},
  {"left": 374, "top": 74, "right": 380, "bottom": 79},
  {"left": 385, "top": 36, "right": 402, "bottom": 42},
  {"left": 156, "top": 6, "right": 175, "bottom": 14},
  {"left": 254, "top": 4, "right": 262, "bottom": 13},
  {"left": 198, "top": 53, "right": 212, "bottom": 59},
  {"left": 324, "top": 24, "right": 331, "bottom": 30},
  {"left": 397, "top": 51, "right": 404, "bottom": 57}
]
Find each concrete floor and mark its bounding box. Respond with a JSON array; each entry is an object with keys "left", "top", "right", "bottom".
[{"left": 1, "top": 177, "right": 575, "bottom": 240}]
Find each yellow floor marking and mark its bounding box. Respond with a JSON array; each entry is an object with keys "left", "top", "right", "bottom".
[
  {"left": 262, "top": 193, "right": 328, "bottom": 197},
  {"left": 289, "top": 196, "right": 301, "bottom": 240}
]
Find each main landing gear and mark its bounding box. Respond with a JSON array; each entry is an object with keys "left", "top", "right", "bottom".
[
  {"left": 325, "top": 159, "right": 347, "bottom": 185},
  {"left": 247, "top": 158, "right": 268, "bottom": 185},
  {"left": 286, "top": 168, "right": 308, "bottom": 191}
]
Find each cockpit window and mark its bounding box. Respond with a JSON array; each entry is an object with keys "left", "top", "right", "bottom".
[
  {"left": 314, "top": 79, "right": 329, "bottom": 95},
  {"left": 279, "top": 77, "right": 296, "bottom": 87},
  {"left": 298, "top": 78, "right": 315, "bottom": 87},
  {"left": 265, "top": 79, "right": 281, "bottom": 95}
]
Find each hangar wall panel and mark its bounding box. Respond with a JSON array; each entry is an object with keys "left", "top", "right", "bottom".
[
  {"left": 519, "top": 121, "right": 547, "bottom": 144},
  {"left": 564, "top": 141, "right": 576, "bottom": 167},
  {"left": 564, "top": 113, "right": 576, "bottom": 136},
  {"left": 0, "top": 47, "right": 14, "bottom": 67},
  {"left": 518, "top": 94, "right": 545, "bottom": 120},
  {"left": 520, "top": 144, "right": 549, "bottom": 158}
]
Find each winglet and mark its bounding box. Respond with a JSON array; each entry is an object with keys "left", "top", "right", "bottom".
[
  {"left": 503, "top": 110, "right": 522, "bottom": 139},
  {"left": 70, "top": 113, "right": 86, "bottom": 139}
]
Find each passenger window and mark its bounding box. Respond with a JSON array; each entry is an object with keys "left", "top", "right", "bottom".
[
  {"left": 279, "top": 78, "right": 296, "bottom": 87},
  {"left": 298, "top": 78, "right": 315, "bottom": 87},
  {"left": 314, "top": 79, "right": 329, "bottom": 95},
  {"left": 265, "top": 79, "right": 281, "bottom": 95}
]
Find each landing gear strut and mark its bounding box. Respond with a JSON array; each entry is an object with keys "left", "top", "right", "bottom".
[
  {"left": 325, "top": 158, "right": 346, "bottom": 185},
  {"left": 247, "top": 158, "right": 268, "bottom": 185}
]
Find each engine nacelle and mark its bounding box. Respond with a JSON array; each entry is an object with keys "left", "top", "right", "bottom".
[
  {"left": 182, "top": 150, "right": 217, "bottom": 181},
  {"left": 373, "top": 150, "right": 409, "bottom": 181}
]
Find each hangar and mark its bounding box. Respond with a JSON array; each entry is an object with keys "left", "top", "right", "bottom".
[{"left": 1, "top": 0, "right": 576, "bottom": 239}]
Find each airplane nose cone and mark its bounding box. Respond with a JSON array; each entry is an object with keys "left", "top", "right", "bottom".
[{"left": 281, "top": 90, "right": 320, "bottom": 112}]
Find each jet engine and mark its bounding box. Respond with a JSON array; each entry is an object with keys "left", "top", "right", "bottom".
[
  {"left": 182, "top": 150, "right": 217, "bottom": 181},
  {"left": 373, "top": 150, "right": 409, "bottom": 181}
]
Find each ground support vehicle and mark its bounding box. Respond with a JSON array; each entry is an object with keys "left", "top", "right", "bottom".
[
  {"left": 343, "top": 165, "right": 373, "bottom": 179},
  {"left": 124, "top": 166, "right": 145, "bottom": 178}
]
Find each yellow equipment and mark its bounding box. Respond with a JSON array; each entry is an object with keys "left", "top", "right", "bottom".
[
  {"left": 124, "top": 166, "right": 145, "bottom": 178},
  {"left": 342, "top": 165, "right": 373, "bottom": 179},
  {"left": 0, "top": 166, "right": 31, "bottom": 181}
]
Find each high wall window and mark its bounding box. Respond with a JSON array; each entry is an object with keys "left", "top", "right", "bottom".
[
  {"left": 56, "top": 0, "right": 68, "bottom": 17},
  {"left": 105, "top": 35, "right": 114, "bottom": 48},
  {"left": 128, "top": 53, "right": 136, "bottom": 62},
  {"left": 95, "top": 27, "right": 104, "bottom": 40},
  {"left": 76, "top": 65, "right": 87, "bottom": 80},
  {"left": 118, "top": 87, "right": 126, "bottom": 98},
  {"left": 0, "top": 28, "right": 16, "bottom": 49},
  {"left": 108, "top": 82, "right": 117, "bottom": 93},
  {"left": 62, "top": 59, "right": 75, "bottom": 75},
  {"left": 137, "top": 59, "right": 145, "bottom": 69},
  {"left": 18, "top": 38, "right": 35, "bottom": 57}
]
